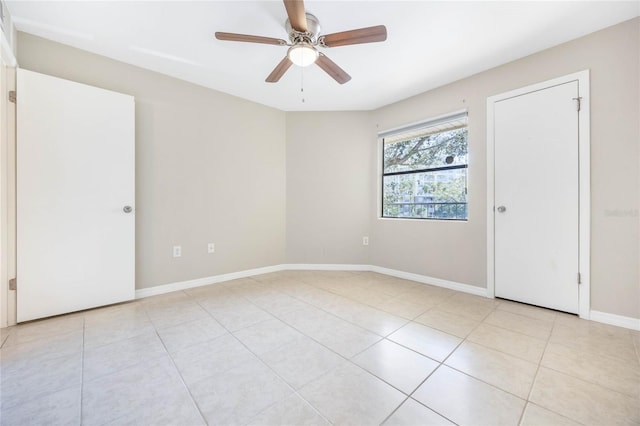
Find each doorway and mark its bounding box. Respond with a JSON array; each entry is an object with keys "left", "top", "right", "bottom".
[{"left": 487, "top": 71, "right": 590, "bottom": 318}]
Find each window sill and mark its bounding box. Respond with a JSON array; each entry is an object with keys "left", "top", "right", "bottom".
[{"left": 378, "top": 216, "right": 468, "bottom": 223}]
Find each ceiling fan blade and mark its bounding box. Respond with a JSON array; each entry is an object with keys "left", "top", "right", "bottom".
[
  {"left": 215, "top": 32, "right": 286, "bottom": 46},
  {"left": 266, "top": 56, "right": 293, "bottom": 83},
  {"left": 283, "top": 0, "right": 307, "bottom": 32},
  {"left": 316, "top": 53, "right": 351, "bottom": 84},
  {"left": 321, "top": 25, "right": 387, "bottom": 47}
]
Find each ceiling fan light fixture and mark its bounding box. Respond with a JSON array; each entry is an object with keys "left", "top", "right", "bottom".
[{"left": 287, "top": 43, "right": 318, "bottom": 67}]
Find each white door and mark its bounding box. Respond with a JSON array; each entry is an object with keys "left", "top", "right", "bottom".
[
  {"left": 494, "top": 81, "right": 579, "bottom": 314},
  {"left": 17, "top": 69, "right": 135, "bottom": 322}
]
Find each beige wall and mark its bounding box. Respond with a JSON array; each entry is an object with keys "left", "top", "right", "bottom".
[
  {"left": 286, "top": 112, "right": 372, "bottom": 265},
  {"left": 370, "top": 18, "right": 639, "bottom": 318},
  {"left": 17, "top": 33, "right": 287, "bottom": 289}
]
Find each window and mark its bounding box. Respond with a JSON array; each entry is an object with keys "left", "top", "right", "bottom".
[{"left": 380, "top": 112, "right": 468, "bottom": 220}]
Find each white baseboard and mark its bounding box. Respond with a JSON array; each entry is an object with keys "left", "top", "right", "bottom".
[
  {"left": 135, "top": 264, "right": 638, "bottom": 332},
  {"left": 275, "top": 264, "right": 486, "bottom": 298},
  {"left": 135, "top": 264, "right": 286, "bottom": 299},
  {"left": 371, "top": 266, "right": 488, "bottom": 297},
  {"left": 589, "top": 310, "right": 640, "bottom": 331},
  {"left": 135, "top": 263, "right": 487, "bottom": 300},
  {"left": 282, "top": 263, "right": 371, "bottom": 271}
]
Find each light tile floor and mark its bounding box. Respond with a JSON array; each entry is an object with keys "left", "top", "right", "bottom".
[{"left": 1, "top": 271, "right": 639, "bottom": 425}]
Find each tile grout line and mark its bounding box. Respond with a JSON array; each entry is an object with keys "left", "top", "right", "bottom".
[
  {"left": 7, "top": 271, "right": 637, "bottom": 426},
  {"left": 464, "top": 305, "right": 563, "bottom": 366},
  {"left": 232, "top": 275, "right": 455, "bottom": 424},
  {"left": 152, "top": 327, "right": 210, "bottom": 426},
  {"left": 183, "top": 290, "right": 268, "bottom": 422},
  {"left": 80, "top": 318, "right": 85, "bottom": 425},
  {"left": 443, "top": 301, "right": 550, "bottom": 411},
  {"left": 480, "top": 315, "right": 555, "bottom": 341},
  {"left": 378, "top": 395, "right": 411, "bottom": 426},
  {"left": 406, "top": 300, "right": 520, "bottom": 424},
  {"left": 543, "top": 329, "right": 639, "bottom": 366},
  {"left": 174, "top": 289, "right": 243, "bottom": 425},
  {"left": 0, "top": 330, "right": 9, "bottom": 348},
  {"left": 128, "top": 296, "right": 211, "bottom": 424},
  {"left": 230, "top": 339, "right": 333, "bottom": 426},
  {"left": 379, "top": 304, "right": 498, "bottom": 426},
  {"left": 237, "top": 281, "right": 388, "bottom": 361},
  {"left": 53, "top": 274, "right": 640, "bottom": 424},
  {"left": 275, "top": 289, "right": 388, "bottom": 334},
  {"left": 316, "top": 298, "right": 466, "bottom": 415},
  {"left": 239, "top": 291, "right": 376, "bottom": 368},
  {"left": 463, "top": 332, "right": 547, "bottom": 364},
  {"left": 544, "top": 315, "right": 640, "bottom": 400},
  {"left": 450, "top": 300, "right": 542, "bottom": 421},
  {"left": 188, "top": 294, "right": 333, "bottom": 426},
  {"left": 538, "top": 361, "right": 640, "bottom": 401},
  {"left": 303, "top": 279, "right": 433, "bottom": 320},
  {"left": 273, "top": 282, "right": 416, "bottom": 347},
  {"left": 517, "top": 311, "right": 558, "bottom": 425},
  {"left": 384, "top": 298, "right": 494, "bottom": 367},
  {"left": 308, "top": 277, "right": 454, "bottom": 322},
  {"left": 533, "top": 340, "right": 640, "bottom": 406},
  {"left": 188, "top": 285, "right": 330, "bottom": 410},
  {"left": 269, "top": 275, "right": 536, "bottom": 422},
  {"left": 391, "top": 363, "right": 455, "bottom": 424}
]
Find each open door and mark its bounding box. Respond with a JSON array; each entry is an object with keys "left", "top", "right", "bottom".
[{"left": 17, "top": 69, "right": 135, "bottom": 322}]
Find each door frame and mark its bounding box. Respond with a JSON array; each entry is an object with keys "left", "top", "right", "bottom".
[
  {"left": 0, "top": 40, "right": 16, "bottom": 329},
  {"left": 486, "top": 70, "right": 590, "bottom": 319}
]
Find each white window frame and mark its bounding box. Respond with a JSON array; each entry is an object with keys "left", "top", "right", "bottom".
[{"left": 378, "top": 110, "right": 469, "bottom": 221}]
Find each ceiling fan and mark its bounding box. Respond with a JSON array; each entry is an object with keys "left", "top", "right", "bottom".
[{"left": 214, "top": 0, "right": 387, "bottom": 84}]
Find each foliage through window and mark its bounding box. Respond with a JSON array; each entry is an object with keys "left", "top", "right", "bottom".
[{"left": 381, "top": 113, "right": 468, "bottom": 220}]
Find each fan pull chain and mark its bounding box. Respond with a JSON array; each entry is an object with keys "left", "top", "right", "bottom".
[{"left": 300, "top": 66, "right": 305, "bottom": 103}]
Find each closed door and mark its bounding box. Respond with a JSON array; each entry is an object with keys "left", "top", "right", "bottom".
[
  {"left": 17, "top": 69, "right": 135, "bottom": 322},
  {"left": 494, "top": 81, "right": 579, "bottom": 314}
]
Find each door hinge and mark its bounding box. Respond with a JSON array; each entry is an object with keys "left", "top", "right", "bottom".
[
  {"left": 577, "top": 273, "right": 582, "bottom": 284},
  {"left": 8, "top": 90, "right": 16, "bottom": 103},
  {"left": 8, "top": 278, "right": 16, "bottom": 290},
  {"left": 572, "top": 96, "right": 582, "bottom": 112}
]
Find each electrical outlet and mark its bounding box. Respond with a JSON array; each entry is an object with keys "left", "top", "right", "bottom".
[
  {"left": 173, "top": 246, "right": 182, "bottom": 258},
  {"left": 362, "top": 236, "right": 369, "bottom": 246},
  {"left": 208, "top": 243, "right": 215, "bottom": 253}
]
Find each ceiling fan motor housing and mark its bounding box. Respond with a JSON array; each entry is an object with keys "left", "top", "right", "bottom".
[{"left": 286, "top": 13, "right": 321, "bottom": 44}]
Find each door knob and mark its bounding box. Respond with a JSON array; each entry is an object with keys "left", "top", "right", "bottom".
[
  {"left": 123, "top": 206, "right": 133, "bottom": 213},
  {"left": 497, "top": 206, "right": 506, "bottom": 213}
]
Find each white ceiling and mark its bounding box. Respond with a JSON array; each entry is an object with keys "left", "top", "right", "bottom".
[{"left": 6, "top": 1, "right": 640, "bottom": 111}]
